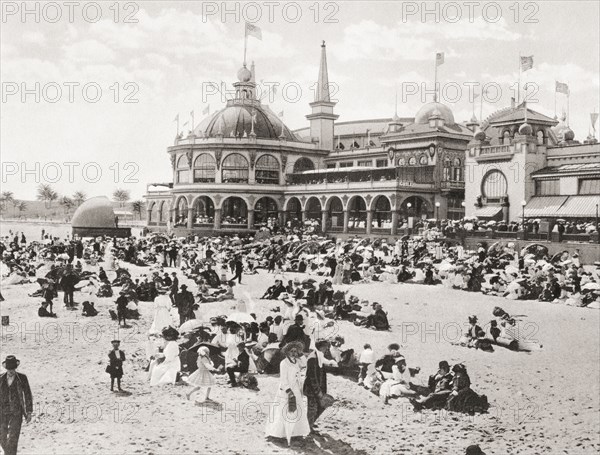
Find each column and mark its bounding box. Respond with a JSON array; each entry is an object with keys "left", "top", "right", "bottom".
[
  {"left": 281, "top": 211, "right": 288, "bottom": 225},
  {"left": 343, "top": 209, "right": 349, "bottom": 234},
  {"left": 146, "top": 209, "right": 152, "bottom": 225},
  {"left": 321, "top": 210, "right": 328, "bottom": 234},
  {"left": 187, "top": 207, "right": 194, "bottom": 229},
  {"left": 366, "top": 210, "right": 373, "bottom": 235},
  {"left": 247, "top": 209, "right": 255, "bottom": 229},
  {"left": 301, "top": 210, "right": 307, "bottom": 222},
  {"left": 391, "top": 211, "right": 398, "bottom": 236},
  {"left": 214, "top": 208, "right": 222, "bottom": 230}
]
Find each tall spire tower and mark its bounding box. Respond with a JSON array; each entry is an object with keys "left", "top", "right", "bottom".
[{"left": 306, "top": 41, "right": 339, "bottom": 150}]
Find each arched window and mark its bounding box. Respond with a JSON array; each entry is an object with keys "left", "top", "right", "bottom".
[
  {"left": 502, "top": 130, "right": 511, "bottom": 145},
  {"left": 482, "top": 170, "right": 508, "bottom": 202},
  {"left": 221, "top": 153, "right": 249, "bottom": 183},
  {"left": 176, "top": 155, "right": 189, "bottom": 184},
  {"left": 537, "top": 130, "right": 545, "bottom": 145},
  {"left": 452, "top": 158, "right": 463, "bottom": 181},
  {"left": 443, "top": 158, "right": 451, "bottom": 181},
  {"left": 193, "top": 154, "right": 216, "bottom": 183},
  {"left": 293, "top": 157, "right": 315, "bottom": 173},
  {"left": 419, "top": 155, "right": 428, "bottom": 165},
  {"left": 255, "top": 154, "right": 280, "bottom": 184}
]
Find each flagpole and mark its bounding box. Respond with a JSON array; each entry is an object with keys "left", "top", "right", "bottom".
[
  {"left": 433, "top": 55, "right": 438, "bottom": 102},
  {"left": 566, "top": 83, "right": 570, "bottom": 127},
  {"left": 191, "top": 111, "right": 195, "bottom": 131},
  {"left": 479, "top": 88, "right": 484, "bottom": 124},
  {"left": 517, "top": 53, "right": 521, "bottom": 104},
  {"left": 554, "top": 85, "right": 557, "bottom": 118},
  {"left": 243, "top": 27, "right": 248, "bottom": 66}
]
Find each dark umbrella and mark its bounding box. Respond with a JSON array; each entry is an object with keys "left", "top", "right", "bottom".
[{"left": 189, "top": 342, "right": 225, "bottom": 356}]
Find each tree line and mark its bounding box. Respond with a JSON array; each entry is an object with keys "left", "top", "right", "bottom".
[{"left": 0, "top": 185, "right": 145, "bottom": 220}]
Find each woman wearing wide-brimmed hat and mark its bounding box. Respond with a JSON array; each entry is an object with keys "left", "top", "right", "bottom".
[
  {"left": 149, "top": 327, "right": 181, "bottom": 386},
  {"left": 265, "top": 341, "right": 310, "bottom": 446}
]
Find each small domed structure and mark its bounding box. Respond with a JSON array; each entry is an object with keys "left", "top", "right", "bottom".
[
  {"left": 71, "top": 196, "right": 130, "bottom": 238},
  {"left": 237, "top": 65, "right": 252, "bottom": 82},
  {"left": 415, "top": 102, "right": 455, "bottom": 126},
  {"left": 518, "top": 122, "right": 533, "bottom": 136},
  {"left": 563, "top": 128, "right": 575, "bottom": 141},
  {"left": 474, "top": 128, "right": 486, "bottom": 141}
]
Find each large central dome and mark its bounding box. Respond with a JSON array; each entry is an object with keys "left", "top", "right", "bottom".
[
  {"left": 194, "top": 104, "right": 298, "bottom": 141},
  {"left": 414, "top": 102, "right": 455, "bottom": 126}
]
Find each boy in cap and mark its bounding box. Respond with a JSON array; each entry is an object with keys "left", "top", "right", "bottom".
[{"left": 106, "top": 340, "right": 126, "bottom": 392}]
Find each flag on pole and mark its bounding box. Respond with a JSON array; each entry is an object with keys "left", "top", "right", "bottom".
[
  {"left": 245, "top": 22, "right": 262, "bottom": 40},
  {"left": 520, "top": 55, "right": 533, "bottom": 71},
  {"left": 174, "top": 114, "right": 179, "bottom": 123},
  {"left": 555, "top": 81, "right": 569, "bottom": 95},
  {"left": 591, "top": 113, "right": 599, "bottom": 131},
  {"left": 436, "top": 52, "right": 445, "bottom": 66},
  {"left": 202, "top": 105, "right": 210, "bottom": 115}
]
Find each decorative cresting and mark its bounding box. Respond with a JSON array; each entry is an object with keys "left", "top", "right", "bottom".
[
  {"left": 186, "top": 150, "right": 193, "bottom": 168},
  {"left": 249, "top": 150, "right": 257, "bottom": 170},
  {"left": 215, "top": 151, "right": 222, "bottom": 170},
  {"left": 170, "top": 154, "right": 176, "bottom": 169}
]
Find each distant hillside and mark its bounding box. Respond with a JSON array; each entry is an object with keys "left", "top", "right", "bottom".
[{"left": 0, "top": 199, "right": 146, "bottom": 222}]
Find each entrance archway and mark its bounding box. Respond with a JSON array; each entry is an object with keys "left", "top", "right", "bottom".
[
  {"left": 372, "top": 195, "right": 391, "bottom": 229},
  {"left": 192, "top": 196, "right": 214, "bottom": 226},
  {"left": 255, "top": 197, "right": 279, "bottom": 226},
  {"left": 327, "top": 196, "right": 344, "bottom": 230},
  {"left": 174, "top": 197, "right": 188, "bottom": 227},
  {"left": 348, "top": 196, "right": 367, "bottom": 231},
  {"left": 399, "top": 196, "right": 431, "bottom": 219},
  {"left": 286, "top": 197, "right": 302, "bottom": 223},
  {"left": 221, "top": 197, "right": 248, "bottom": 226},
  {"left": 305, "top": 197, "right": 322, "bottom": 221}
]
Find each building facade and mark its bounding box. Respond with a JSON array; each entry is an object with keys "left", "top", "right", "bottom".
[{"left": 145, "top": 42, "right": 599, "bottom": 236}]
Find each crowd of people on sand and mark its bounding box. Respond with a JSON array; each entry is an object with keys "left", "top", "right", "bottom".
[{"left": 1, "top": 220, "right": 598, "bottom": 452}]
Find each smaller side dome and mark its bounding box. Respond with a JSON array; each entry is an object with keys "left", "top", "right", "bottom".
[
  {"left": 563, "top": 128, "right": 575, "bottom": 141},
  {"left": 519, "top": 122, "right": 532, "bottom": 136}
]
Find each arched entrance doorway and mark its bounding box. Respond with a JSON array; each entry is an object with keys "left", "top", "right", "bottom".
[
  {"left": 327, "top": 196, "right": 344, "bottom": 230},
  {"left": 286, "top": 197, "right": 302, "bottom": 224},
  {"left": 222, "top": 197, "right": 248, "bottom": 226},
  {"left": 305, "top": 197, "right": 322, "bottom": 221},
  {"left": 399, "top": 196, "right": 431, "bottom": 219},
  {"left": 254, "top": 197, "right": 279, "bottom": 226},
  {"left": 192, "top": 196, "right": 214, "bottom": 226},
  {"left": 173, "top": 197, "right": 188, "bottom": 227},
  {"left": 348, "top": 196, "right": 367, "bottom": 231},
  {"left": 372, "top": 196, "right": 392, "bottom": 229}
]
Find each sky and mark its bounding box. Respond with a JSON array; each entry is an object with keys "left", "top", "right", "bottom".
[{"left": 1, "top": 1, "right": 599, "bottom": 201}]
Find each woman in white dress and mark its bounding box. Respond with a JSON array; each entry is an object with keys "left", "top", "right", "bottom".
[
  {"left": 149, "top": 295, "right": 173, "bottom": 334},
  {"left": 149, "top": 328, "right": 181, "bottom": 386},
  {"left": 186, "top": 347, "right": 216, "bottom": 402},
  {"left": 265, "top": 341, "right": 310, "bottom": 446}
]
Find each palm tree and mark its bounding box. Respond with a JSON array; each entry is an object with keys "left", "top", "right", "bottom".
[
  {"left": 11, "top": 199, "right": 20, "bottom": 217},
  {"left": 113, "top": 188, "right": 131, "bottom": 208},
  {"left": 59, "top": 196, "right": 75, "bottom": 218},
  {"left": 131, "top": 200, "right": 144, "bottom": 220},
  {"left": 17, "top": 201, "right": 27, "bottom": 218},
  {"left": 73, "top": 191, "right": 87, "bottom": 206},
  {"left": 0, "top": 191, "right": 14, "bottom": 214},
  {"left": 37, "top": 184, "right": 59, "bottom": 209}
]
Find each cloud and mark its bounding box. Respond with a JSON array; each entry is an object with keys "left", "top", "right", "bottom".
[
  {"left": 22, "top": 31, "right": 46, "bottom": 46},
  {"left": 63, "top": 39, "right": 116, "bottom": 64}
]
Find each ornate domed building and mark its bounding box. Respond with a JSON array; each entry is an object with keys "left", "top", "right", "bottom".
[{"left": 145, "top": 42, "right": 600, "bottom": 236}]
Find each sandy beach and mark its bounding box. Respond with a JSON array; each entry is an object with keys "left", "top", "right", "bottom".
[{"left": 1, "top": 259, "right": 599, "bottom": 455}]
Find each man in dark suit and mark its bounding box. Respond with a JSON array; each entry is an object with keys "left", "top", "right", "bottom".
[
  {"left": 175, "top": 285, "right": 195, "bottom": 325},
  {"left": 303, "top": 340, "right": 329, "bottom": 432},
  {"left": 226, "top": 342, "right": 250, "bottom": 387},
  {"left": 280, "top": 314, "right": 308, "bottom": 348},
  {"left": 0, "top": 355, "right": 33, "bottom": 455},
  {"left": 169, "top": 272, "right": 179, "bottom": 304}
]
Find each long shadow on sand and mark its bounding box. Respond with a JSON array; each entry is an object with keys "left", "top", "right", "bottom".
[{"left": 267, "top": 433, "right": 369, "bottom": 455}]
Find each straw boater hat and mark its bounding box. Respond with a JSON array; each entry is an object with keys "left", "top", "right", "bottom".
[{"left": 2, "top": 355, "right": 20, "bottom": 370}]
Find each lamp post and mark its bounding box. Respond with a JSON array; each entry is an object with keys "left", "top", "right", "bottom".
[
  {"left": 521, "top": 200, "right": 527, "bottom": 240},
  {"left": 407, "top": 202, "right": 412, "bottom": 234},
  {"left": 435, "top": 201, "right": 441, "bottom": 224}
]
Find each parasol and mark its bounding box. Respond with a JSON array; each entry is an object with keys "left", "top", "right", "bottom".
[
  {"left": 189, "top": 342, "right": 224, "bottom": 355},
  {"left": 582, "top": 282, "right": 600, "bottom": 291},
  {"left": 179, "top": 319, "right": 208, "bottom": 333},
  {"left": 226, "top": 312, "right": 255, "bottom": 324}
]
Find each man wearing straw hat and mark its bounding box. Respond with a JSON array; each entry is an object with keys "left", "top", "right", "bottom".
[{"left": 0, "top": 355, "right": 33, "bottom": 455}]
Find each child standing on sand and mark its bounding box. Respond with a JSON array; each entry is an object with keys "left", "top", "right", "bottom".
[
  {"left": 186, "top": 347, "right": 216, "bottom": 403},
  {"left": 106, "top": 340, "right": 125, "bottom": 392}
]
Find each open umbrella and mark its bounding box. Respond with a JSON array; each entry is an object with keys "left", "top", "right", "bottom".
[
  {"left": 179, "top": 319, "right": 208, "bottom": 333},
  {"left": 226, "top": 312, "right": 255, "bottom": 324},
  {"left": 189, "top": 342, "right": 224, "bottom": 355},
  {"left": 582, "top": 282, "right": 600, "bottom": 291}
]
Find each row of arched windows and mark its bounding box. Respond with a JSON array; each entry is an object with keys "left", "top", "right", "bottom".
[
  {"left": 176, "top": 153, "right": 317, "bottom": 184},
  {"left": 501, "top": 129, "right": 546, "bottom": 145}
]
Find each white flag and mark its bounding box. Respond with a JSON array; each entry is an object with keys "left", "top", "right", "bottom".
[
  {"left": 245, "top": 22, "right": 262, "bottom": 40},
  {"left": 436, "top": 52, "right": 444, "bottom": 66}
]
